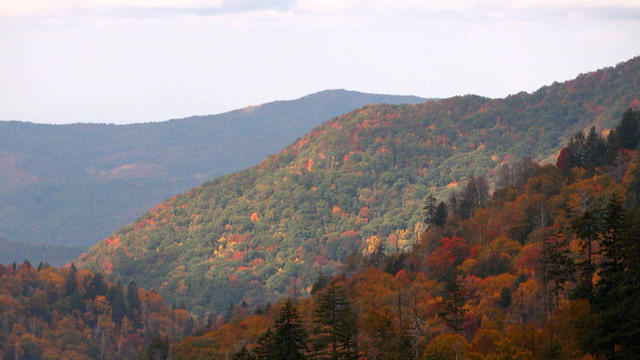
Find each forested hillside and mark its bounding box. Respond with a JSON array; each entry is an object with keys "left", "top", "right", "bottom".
[
  {"left": 79, "top": 57, "right": 640, "bottom": 315},
  {"left": 0, "top": 90, "right": 423, "bottom": 264},
  {"left": 170, "top": 109, "right": 640, "bottom": 360},
  {"left": 0, "top": 262, "right": 195, "bottom": 359}
]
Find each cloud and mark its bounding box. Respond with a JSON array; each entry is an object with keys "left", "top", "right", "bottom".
[
  {"left": 3, "top": 0, "right": 640, "bottom": 19},
  {"left": 0, "top": 0, "right": 295, "bottom": 17},
  {"left": 293, "top": 0, "right": 640, "bottom": 21}
]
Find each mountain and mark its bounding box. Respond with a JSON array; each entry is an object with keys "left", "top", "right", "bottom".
[
  {"left": 170, "top": 112, "right": 640, "bottom": 359},
  {"left": 78, "top": 57, "right": 640, "bottom": 315},
  {"left": 0, "top": 236, "right": 84, "bottom": 266},
  {"left": 0, "top": 90, "right": 425, "bottom": 264}
]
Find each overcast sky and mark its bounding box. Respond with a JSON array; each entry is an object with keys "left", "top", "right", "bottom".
[{"left": 1, "top": 0, "right": 640, "bottom": 124}]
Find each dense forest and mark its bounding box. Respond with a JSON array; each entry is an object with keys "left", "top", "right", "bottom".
[
  {"left": 0, "top": 90, "right": 423, "bottom": 263},
  {"left": 79, "top": 57, "right": 640, "bottom": 315},
  {"left": 2, "top": 110, "right": 639, "bottom": 359},
  {"left": 168, "top": 109, "right": 640, "bottom": 359},
  {"left": 0, "top": 262, "right": 194, "bottom": 359}
]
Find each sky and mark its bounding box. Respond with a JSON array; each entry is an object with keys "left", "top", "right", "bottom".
[{"left": 1, "top": 0, "right": 640, "bottom": 124}]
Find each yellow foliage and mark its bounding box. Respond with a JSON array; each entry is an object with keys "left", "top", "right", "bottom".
[{"left": 363, "top": 235, "right": 381, "bottom": 255}]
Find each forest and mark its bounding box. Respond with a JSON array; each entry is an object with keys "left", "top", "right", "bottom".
[
  {"left": 79, "top": 57, "right": 640, "bottom": 316},
  {"left": 0, "top": 262, "right": 194, "bottom": 359},
  {"left": 3, "top": 109, "right": 638, "bottom": 358},
  {"left": 167, "top": 109, "right": 640, "bottom": 359}
]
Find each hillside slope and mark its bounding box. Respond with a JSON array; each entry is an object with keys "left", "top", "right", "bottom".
[
  {"left": 79, "top": 57, "right": 640, "bottom": 314},
  {"left": 0, "top": 90, "right": 424, "bottom": 263}
]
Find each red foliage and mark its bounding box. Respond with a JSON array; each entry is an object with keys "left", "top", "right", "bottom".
[
  {"left": 556, "top": 147, "right": 570, "bottom": 172},
  {"left": 427, "top": 236, "right": 471, "bottom": 276}
]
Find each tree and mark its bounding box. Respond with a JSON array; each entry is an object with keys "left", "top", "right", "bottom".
[
  {"left": 583, "top": 127, "right": 606, "bottom": 173},
  {"left": 143, "top": 335, "right": 169, "bottom": 360},
  {"left": 617, "top": 108, "right": 639, "bottom": 150},
  {"left": 433, "top": 202, "right": 448, "bottom": 227},
  {"left": 273, "top": 299, "right": 308, "bottom": 360},
  {"left": 542, "top": 229, "right": 574, "bottom": 314},
  {"left": 439, "top": 277, "right": 466, "bottom": 334},
  {"left": 571, "top": 209, "right": 600, "bottom": 301},
  {"left": 311, "top": 282, "right": 358, "bottom": 359},
  {"left": 423, "top": 194, "right": 437, "bottom": 227},
  {"left": 127, "top": 280, "right": 141, "bottom": 325},
  {"left": 108, "top": 282, "right": 128, "bottom": 324},
  {"left": 254, "top": 328, "right": 277, "bottom": 360},
  {"left": 232, "top": 345, "right": 256, "bottom": 360},
  {"left": 588, "top": 195, "right": 627, "bottom": 359}
]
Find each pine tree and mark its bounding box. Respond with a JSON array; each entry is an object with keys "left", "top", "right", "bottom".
[
  {"left": 254, "top": 328, "right": 276, "bottom": 360},
  {"left": 127, "top": 280, "right": 142, "bottom": 325},
  {"left": 439, "top": 277, "right": 466, "bottom": 334},
  {"left": 571, "top": 209, "right": 601, "bottom": 301},
  {"left": 432, "top": 202, "right": 448, "bottom": 227},
  {"left": 143, "top": 335, "right": 169, "bottom": 360},
  {"left": 273, "top": 299, "right": 308, "bottom": 360},
  {"left": 542, "top": 229, "right": 574, "bottom": 314},
  {"left": 311, "top": 282, "right": 358, "bottom": 360},
  {"left": 583, "top": 126, "right": 607, "bottom": 173},
  {"left": 589, "top": 196, "right": 626, "bottom": 359},
  {"left": 617, "top": 108, "right": 639, "bottom": 150},
  {"left": 232, "top": 345, "right": 256, "bottom": 360},
  {"left": 423, "top": 194, "right": 437, "bottom": 227}
]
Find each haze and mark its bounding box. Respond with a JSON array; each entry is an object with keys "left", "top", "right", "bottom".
[{"left": 1, "top": 0, "right": 640, "bottom": 124}]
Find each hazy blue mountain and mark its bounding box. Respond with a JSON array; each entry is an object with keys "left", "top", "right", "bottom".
[{"left": 0, "top": 90, "right": 425, "bottom": 264}]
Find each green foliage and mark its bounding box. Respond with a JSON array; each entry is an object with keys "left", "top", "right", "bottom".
[
  {"left": 80, "top": 57, "right": 640, "bottom": 316},
  {"left": 273, "top": 300, "right": 308, "bottom": 360},
  {"left": 0, "top": 91, "right": 423, "bottom": 263},
  {"left": 311, "top": 282, "right": 358, "bottom": 359}
]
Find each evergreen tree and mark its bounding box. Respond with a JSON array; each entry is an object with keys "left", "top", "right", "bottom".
[
  {"left": 143, "top": 335, "right": 169, "bottom": 360},
  {"left": 311, "top": 272, "right": 330, "bottom": 295},
  {"left": 127, "top": 280, "right": 142, "bottom": 325},
  {"left": 571, "top": 209, "right": 601, "bottom": 301},
  {"left": 311, "top": 282, "right": 358, "bottom": 360},
  {"left": 423, "top": 194, "right": 437, "bottom": 227},
  {"left": 497, "top": 287, "right": 512, "bottom": 309},
  {"left": 65, "top": 263, "right": 78, "bottom": 296},
  {"left": 109, "top": 281, "right": 128, "bottom": 325},
  {"left": 254, "top": 328, "right": 276, "bottom": 360},
  {"left": 432, "top": 201, "right": 448, "bottom": 227},
  {"left": 232, "top": 345, "right": 256, "bottom": 360},
  {"left": 589, "top": 196, "right": 627, "bottom": 359},
  {"left": 438, "top": 277, "right": 466, "bottom": 334},
  {"left": 566, "top": 132, "right": 586, "bottom": 169},
  {"left": 616, "top": 208, "right": 640, "bottom": 357},
  {"left": 542, "top": 229, "right": 574, "bottom": 314},
  {"left": 617, "top": 108, "right": 639, "bottom": 150},
  {"left": 273, "top": 299, "right": 308, "bottom": 360},
  {"left": 583, "top": 126, "right": 607, "bottom": 173}
]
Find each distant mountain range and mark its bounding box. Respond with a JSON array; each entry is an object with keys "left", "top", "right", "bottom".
[
  {"left": 0, "top": 90, "right": 425, "bottom": 264},
  {"left": 79, "top": 57, "right": 640, "bottom": 314}
]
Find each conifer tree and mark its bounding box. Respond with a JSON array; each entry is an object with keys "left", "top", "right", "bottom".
[
  {"left": 439, "top": 277, "right": 466, "bottom": 334},
  {"left": 542, "top": 229, "right": 574, "bottom": 314},
  {"left": 423, "top": 194, "right": 437, "bottom": 227},
  {"left": 273, "top": 299, "right": 308, "bottom": 360},
  {"left": 589, "top": 196, "right": 627, "bottom": 359},
  {"left": 571, "top": 209, "right": 600, "bottom": 300},
  {"left": 254, "top": 328, "right": 276, "bottom": 360},
  {"left": 127, "top": 280, "right": 142, "bottom": 325},
  {"left": 232, "top": 345, "right": 256, "bottom": 360},
  {"left": 311, "top": 282, "right": 358, "bottom": 360},
  {"left": 432, "top": 202, "right": 448, "bottom": 227}
]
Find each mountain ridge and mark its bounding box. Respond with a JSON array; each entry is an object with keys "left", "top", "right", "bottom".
[
  {"left": 79, "top": 56, "right": 640, "bottom": 314},
  {"left": 0, "top": 90, "right": 425, "bottom": 264}
]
